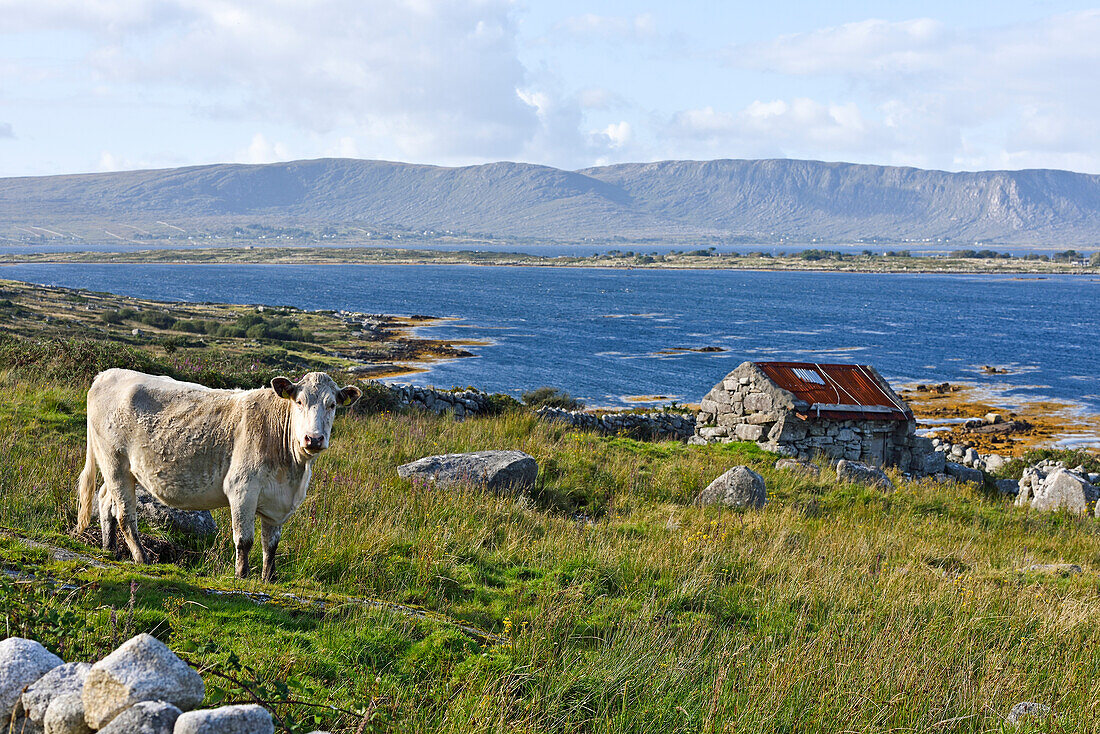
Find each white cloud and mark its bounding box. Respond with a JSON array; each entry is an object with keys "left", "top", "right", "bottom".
[
  {"left": 593, "top": 121, "right": 632, "bottom": 149},
  {"left": 96, "top": 150, "right": 149, "bottom": 172},
  {"left": 1, "top": 0, "right": 562, "bottom": 163},
  {"left": 0, "top": 122, "right": 12, "bottom": 139},
  {"left": 238, "top": 134, "right": 291, "bottom": 165},
  {"left": 695, "top": 11, "right": 1100, "bottom": 170},
  {"left": 667, "top": 99, "right": 890, "bottom": 161}
]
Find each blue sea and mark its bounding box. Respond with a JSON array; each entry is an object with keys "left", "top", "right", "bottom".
[{"left": 3, "top": 264, "right": 1098, "bottom": 414}]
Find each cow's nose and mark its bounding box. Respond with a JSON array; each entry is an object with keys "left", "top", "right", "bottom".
[{"left": 304, "top": 435, "right": 325, "bottom": 451}]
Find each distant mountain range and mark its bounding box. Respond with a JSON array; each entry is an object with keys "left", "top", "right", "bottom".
[{"left": 2, "top": 157, "right": 1099, "bottom": 247}]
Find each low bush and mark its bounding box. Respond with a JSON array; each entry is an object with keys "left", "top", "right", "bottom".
[{"left": 522, "top": 386, "right": 584, "bottom": 410}]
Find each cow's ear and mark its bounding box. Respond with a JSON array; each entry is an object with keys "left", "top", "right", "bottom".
[
  {"left": 338, "top": 385, "right": 362, "bottom": 407},
  {"left": 271, "top": 376, "right": 297, "bottom": 400}
]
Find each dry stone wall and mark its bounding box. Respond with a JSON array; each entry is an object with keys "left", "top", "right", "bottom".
[
  {"left": 370, "top": 381, "right": 697, "bottom": 441},
  {"left": 535, "top": 406, "right": 696, "bottom": 441},
  {"left": 375, "top": 382, "right": 494, "bottom": 417}
]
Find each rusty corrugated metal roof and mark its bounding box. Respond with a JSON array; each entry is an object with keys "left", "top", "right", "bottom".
[{"left": 755, "top": 362, "right": 911, "bottom": 421}]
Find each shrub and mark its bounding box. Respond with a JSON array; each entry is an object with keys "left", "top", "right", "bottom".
[
  {"left": 997, "top": 449, "right": 1100, "bottom": 479},
  {"left": 522, "top": 386, "right": 584, "bottom": 410},
  {"left": 136, "top": 311, "right": 177, "bottom": 330},
  {"left": 483, "top": 392, "right": 523, "bottom": 415},
  {"left": 347, "top": 382, "right": 403, "bottom": 415}
]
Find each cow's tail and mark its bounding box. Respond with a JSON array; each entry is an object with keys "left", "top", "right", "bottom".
[{"left": 75, "top": 431, "right": 97, "bottom": 533}]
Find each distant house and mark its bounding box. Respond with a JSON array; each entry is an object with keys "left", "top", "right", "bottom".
[{"left": 693, "top": 361, "right": 941, "bottom": 475}]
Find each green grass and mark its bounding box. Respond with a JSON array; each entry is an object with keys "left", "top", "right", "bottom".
[{"left": 3, "top": 359, "right": 1100, "bottom": 732}]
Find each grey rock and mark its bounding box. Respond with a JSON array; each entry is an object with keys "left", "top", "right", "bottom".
[
  {"left": 0, "top": 638, "right": 63, "bottom": 723},
  {"left": 134, "top": 487, "right": 217, "bottom": 537},
  {"left": 945, "top": 461, "right": 984, "bottom": 486},
  {"left": 397, "top": 450, "right": 538, "bottom": 493},
  {"left": 984, "top": 412, "right": 1004, "bottom": 425},
  {"left": 963, "top": 448, "right": 979, "bottom": 466},
  {"left": 43, "top": 693, "right": 91, "bottom": 734},
  {"left": 1006, "top": 701, "right": 1050, "bottom": 726},
  {"left": 734, "top": 423, "right": 764, "bottom": 441},
  {"left": 82, "top": 634, "right": 204, "bottom": 729},
  {"left": 1028, "top": 469, "right": 1098, "bottom": 515},
  {"left": 774, "top": 457, "right": 818, "bottom": 477},
  {"left": 916, "top": 449, "right": 946, "bottom": 476},
  {"left": 173, "top": 704, "right": 274, "bottom": 734},
  {"left": 97, "top": 700, "right": 181, "bottom": 734},
  {"left": 693, "top": 466, "right": 766, "bottom": 509},
  {"left": 995, "top": 478, "right": 1020, "bottom": 496},
  {"left": 835, "top": 460, "right": 894, "bottom": 490},
  {"left": 1021, "top": 563, "right": 1083, "bottom": 576},
  {"left": 23, "top": 663, "right": 91, "bottom": 723},
  {"left": 984, "top": 454, "right": 1006, "bottom": 473},
  {"left": 94, "top": 486, "right": 216, "bottom": 538}
]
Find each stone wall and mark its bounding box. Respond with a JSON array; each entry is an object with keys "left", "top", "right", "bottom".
[
  {"left": 370, "top": 382, "right": 696, "bottom": 441},
  {"left": 692, "top": 362, "right": 937, "bottom": 475},
  {"left": 374, "top": 381, "right": 495, "bottom": 417},
  {"left": 535, "top": 406, "right": 696, "bottom": 441}
]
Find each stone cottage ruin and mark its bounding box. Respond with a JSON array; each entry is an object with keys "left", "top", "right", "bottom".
[{"left": 692, "top": 361, "right": 941, "bottom": 475}]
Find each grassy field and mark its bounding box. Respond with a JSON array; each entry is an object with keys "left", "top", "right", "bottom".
[{"left": 2, "top": 342, "right": 1100, "bottom": 733}]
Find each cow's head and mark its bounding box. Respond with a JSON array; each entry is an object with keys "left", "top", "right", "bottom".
[{"left": 271, "top": 372, "right": 361, "bottom": 457}]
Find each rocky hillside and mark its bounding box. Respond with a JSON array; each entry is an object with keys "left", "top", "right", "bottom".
[{"left": 3, "top": 157, "right": 1100, "bottom": 245}]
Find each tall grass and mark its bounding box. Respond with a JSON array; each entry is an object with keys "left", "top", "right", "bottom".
[{"left": 1, "top": 366, "right": 1099, "bottom": 732}]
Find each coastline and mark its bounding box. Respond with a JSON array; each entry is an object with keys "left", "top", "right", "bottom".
[
  {"left": 0, "top": 278, "right": 481, "bottom": 380},
  {"left": 2, "top": 275, "right": 1096, "bottom": 456},
  {"left": 1, "top": 245, "right": 1098, "bottom": 275}
]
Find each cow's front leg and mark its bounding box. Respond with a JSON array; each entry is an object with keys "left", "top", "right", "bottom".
[
  {"left": 226, "top": 481, "right": 259, "bottom": 579},
  {"left": 260, "top": 520, "right": 282, "bottom": 583}
]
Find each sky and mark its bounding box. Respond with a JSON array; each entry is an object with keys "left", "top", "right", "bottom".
[{"left": 2, "top": 0, "right": 1099, "bottom": 177}]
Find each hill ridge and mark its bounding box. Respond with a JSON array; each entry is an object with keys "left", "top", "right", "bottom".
[{"left": 3, "top": 157, "right": 1100, "bottom": 246}]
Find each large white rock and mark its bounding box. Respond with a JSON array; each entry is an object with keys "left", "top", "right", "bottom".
[
  {"left": 693, "top": 466, "right": 766, "bottom": 508},
  {"left": 23, "top": 662, "right": 91, "bottom": 723},
  {"left": 1028, "top": 469, "right": 1098, "bottom": 515},
  {"left": 97, "top": 700, "right": 181, "bottom": 734},
  {"left": 81, "top": 634, "right": 204, "bottom": 729},
  {"left": 43, "top": 692, "right": 91, "bottom": 734},
  {"left": 0, "top": 638, "right": 63, "bottom": 722},
  {"left": 397, "top": 450, "right": 538, "bottom": 493},
  {"left": 173, "top": 704, "right": 274, "bottom": 734}
]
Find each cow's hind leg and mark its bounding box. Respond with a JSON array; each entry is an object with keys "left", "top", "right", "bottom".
[
  {"left": 260, "top": 520, "right": 282, "bottom": 583},
  {"left": 101, "top": 462, "right": 147, "bottom": 565},
  {"left": 227, "top": 485, "right": 259, "bottom": 579},
  {"left": 97, "top": 485, "right": 119, "bottom": 554}
]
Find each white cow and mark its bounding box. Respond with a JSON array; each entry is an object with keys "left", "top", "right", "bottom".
[{"left": 75, "top": 369, "right": 361, "bottom": 581}]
